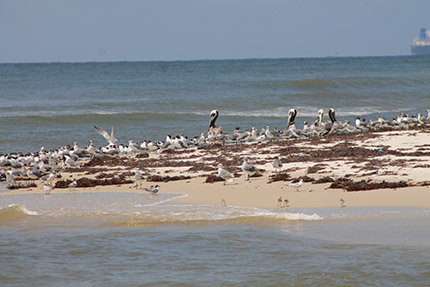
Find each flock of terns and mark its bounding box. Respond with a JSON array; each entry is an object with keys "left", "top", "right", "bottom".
[{"left": 1, "top": 108, "right": 430, "bottom": 198}]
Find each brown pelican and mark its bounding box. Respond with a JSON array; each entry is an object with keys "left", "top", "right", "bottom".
[
  {"left": 287, "top": 108, "right": 298, "bottom": 128},
  {"left": 208, "top": 109, "right": 223, "bottom": 139}
]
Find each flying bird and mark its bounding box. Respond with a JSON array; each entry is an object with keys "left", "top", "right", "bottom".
[{"left": 94, "top": 125, "right": 118, "bottom": 145}]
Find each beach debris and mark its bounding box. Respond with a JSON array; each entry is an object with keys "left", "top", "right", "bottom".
[
  {"left": 329, "top": 178, "right": 409, "bottom": 192},
  {"left": 205, "top": 174, "right": 225, "bottom": 184},
  {"left": 313, "top": 176, "right": 335, "bottom": 184},
  {"left": 54, "top": 177, "right": 133, "bottom": 189},
  {"left": 146, "top": 175, "right": 191, "bottom": 183},
  {"left": 268, "top": 172, "right": 291, "bottom": 183},
  {"left": 306, "top": 163, "right": 328, "bottom": 174}
]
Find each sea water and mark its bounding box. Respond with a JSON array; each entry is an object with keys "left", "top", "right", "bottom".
[
  {"left": 1, "top": 56, "right": 430, "bottom": 154},
  {"left": 1, "top": 56, "right": 430, "bottom": 286},
  {"left": 0, "top": 192, "right": 429, "bottom": 286}
]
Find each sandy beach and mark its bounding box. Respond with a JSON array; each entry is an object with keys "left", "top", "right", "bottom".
[{"left": 3, "top": 127, "right": 430, "bottom": 209}]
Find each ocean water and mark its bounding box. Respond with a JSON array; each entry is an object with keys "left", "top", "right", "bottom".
[
  {"left": 1, "top": 56, "right": 430, "bottom": 153},
  {"left": 0, "top": 192, "right": 430, "bottom": 287},
  {"left": 1, "top": 56, "right": 430, "bottom": 286}
]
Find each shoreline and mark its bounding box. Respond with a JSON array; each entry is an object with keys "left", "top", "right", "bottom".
[{"left": 2, "top": 128, "right": 430, "bottom": 210}]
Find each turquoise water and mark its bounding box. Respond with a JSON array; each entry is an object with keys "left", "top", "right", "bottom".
[
  {"left": 0, "top": 192, "right": 429, "bottom": 286},
  {"left": 1, "top": 56, "right": 430, "bottom": 153}
]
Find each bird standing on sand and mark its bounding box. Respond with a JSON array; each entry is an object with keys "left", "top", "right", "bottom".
[
  {"left": 142, "top": 185, "right": 159, "bottom": 196},
  {"left": 68, "top": 180, "right": 77, "bottom": 190},
  {"left": 241, "top": 157, "right": 262, "bottom": 181},
  {"left": 285, "top": 178, "right": 303, "bottom": 192},
  {"left": 272, "top": 156, "right": 283, "bottom": 172},
  {"left": 277, "top": 197, "right": 283, "bottom": 208},
  {"left": 217, "top": 164, "right": 235, "bottom": 185},
  {"left": 44, "top": 184, "right": 53, "bottom": 195},
  {"left": 134, "top": 170, "right": 144, "bottom": 189},
  {"left": 339, "top": 198, "right": 346, "bottom": 208}
]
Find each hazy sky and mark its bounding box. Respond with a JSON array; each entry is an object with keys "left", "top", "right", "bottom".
[{"left": 1, "top": 0, "right": 429, "bottom": 63}]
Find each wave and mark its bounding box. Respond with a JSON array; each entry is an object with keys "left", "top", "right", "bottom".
[
  {"left": 110, "top": 205, "right": 323, "bottom": 228},
  {"left": 0, "top": 204, "right": 38, "bottom": 222},
  {"left": 0, "top": 106, "right": 406, "bottom": 123},
  {"left": 246, "top": 76, "right": 430, "bottom": 92}
]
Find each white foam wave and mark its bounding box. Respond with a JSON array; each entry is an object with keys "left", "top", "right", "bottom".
[
  {"left": 6, "top": 204, "right": 38, "bottom": 216},
  {"left": 220, "top": 106, "right": 387, "bottom": 119}
]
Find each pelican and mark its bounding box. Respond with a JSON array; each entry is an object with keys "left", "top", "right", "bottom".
[
  {"left": 208, "top": 110, "right": 223, "bottom": 138},
  {"left": 287, "top": 108, "right": 298, "bottom": 128}
]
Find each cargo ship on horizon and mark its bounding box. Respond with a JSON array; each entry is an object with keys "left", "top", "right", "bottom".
[{"left": 411, "top": 27, "right": 430, "bottom": 55}]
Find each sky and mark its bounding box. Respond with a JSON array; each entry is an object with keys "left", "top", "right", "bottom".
[{"left": 1, "top": 0, "right": 430, "bottom": 63}]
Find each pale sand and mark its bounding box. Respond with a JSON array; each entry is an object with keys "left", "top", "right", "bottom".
[{"left": 3, "top": 129, "right": 430, "bottom": 209}]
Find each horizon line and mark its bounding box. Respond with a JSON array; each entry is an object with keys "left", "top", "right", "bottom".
[{"left": 0, "top": 53, "right": 414, "bottom": 65}]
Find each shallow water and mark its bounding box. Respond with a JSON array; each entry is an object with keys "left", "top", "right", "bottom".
[{"left": 1, "top": 192, "right": 429, "bottom": 286}]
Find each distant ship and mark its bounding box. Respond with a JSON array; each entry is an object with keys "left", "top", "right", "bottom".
[{"left": 411, "top": 27, "right": 430, "bottom": 55}]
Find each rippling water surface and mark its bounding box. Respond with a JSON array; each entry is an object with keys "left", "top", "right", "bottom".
[
  {"left": 1, "top": 192, "right": 430, "bottom": 286},
  {"left": 1, "top": 56, "right": 430, "bottom": 153},
  {"left": 1, "top": 56, "right": 430, "bottom": 286}
]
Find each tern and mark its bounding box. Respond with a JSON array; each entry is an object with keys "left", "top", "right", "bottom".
[
  {"left": 94, "top": 125, "right": 118, "bottom": 145},
  {"left": 285, "top": 178, "right": 303, "bottom": 192},
  {"left": 142, "top": 185, "right": 159, "bottom": 196}
]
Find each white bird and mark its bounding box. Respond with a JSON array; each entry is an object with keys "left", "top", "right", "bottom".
[
  {"left": 241, "top": 157, "right": 262, "bottom": 181},
  {"left": 68, "top": 180, "right": 77, "bottom": 190},
  {"left": 44, "top": 184, "right": 53, "bottom": 195},
  {"left": 217, "top": 164, "right": 235, "bottom": 185},
  {"left": 142, "top": 185, "right": 159, "bottom": 196},
  {"left": 94, "top": 125, "right": 118, "bottom": 145},
  {"left": 64, "top": 155, "right": 80, "bottom": 168},
  {"left": 285, "top": 178, "right": 303, "bottom": 192},
  {"left": 134, "top": 170, "right": 144, "bottom": 189},
  {"left": 272, "top": 156, "right": 283, "bottom": 172},
  {"left": 340, "top": 198, "right": 346, "bottom": 207},
  {"left": 86, "top": 140, "right": 99, "bottom": 155}
]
